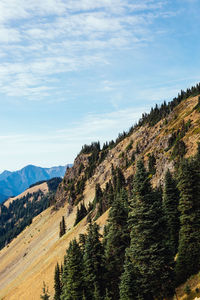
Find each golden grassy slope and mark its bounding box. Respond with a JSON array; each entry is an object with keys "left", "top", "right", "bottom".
[
  {"left": 4, "top": 182, "right": 49, "bottom": 208},
  {"left": 0, "top": 192, "right": 108, "bottom": 300}
]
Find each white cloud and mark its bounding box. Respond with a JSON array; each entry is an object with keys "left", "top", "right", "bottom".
[
  {"left": 0, "top": 0, "right": 172, "bottom": 100},
  {"left": 0, "top": 106, "right": 146, "bottom": 145}
]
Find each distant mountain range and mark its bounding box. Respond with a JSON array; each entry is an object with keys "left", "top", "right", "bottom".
[{"left": 0, "top": 164, "right": 72, "bottom": 203}]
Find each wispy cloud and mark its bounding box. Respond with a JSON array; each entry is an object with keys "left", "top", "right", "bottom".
[
  {"left": 0, "top": 105, "right": 146, "bottom": 153},
  {"left": 0, "top": 0, "right": 171, "bottom": 101}
]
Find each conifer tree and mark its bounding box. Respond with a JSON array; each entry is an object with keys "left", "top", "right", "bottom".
[
  {"left": 60, "top": 263, "right": 63, "bottom": 276},
  {"left": 148, "top": 153, "right": 156, "bottom": 175},
  {"left": 127, "top": 160, "right": 174, "bottom": 299},
  {"left": 163, "top": 169, "right": 180, "bottom": 256},
  {"left": 61, "top": 239, "right": 83, "bottom": 300},
  {"left": 93, "top": 283, "right": 102, "bottom": 300},
  {"left": 61, "top": 256, "right": 67, "bottom": 295},
  {"left": 54, "top": 263, "right": 62, "bottom": 300},
  {"left": 94, "top": 184, "right": 103, "bottom": 205},
  {"left": 115, "top": 168, "right": 126, "bottom": 194},
  {"left": 59, "top": 216, "right": 66, "bottom": 237},
  {"left": 104, "top": 189, "right": 129, "bottom": 299},
  {"left": 74, "top": 202, "right": 87, "bottom": 226},
  {"left": 175, "top": 157, "right": 200, "bottom": 284},
  {"left": 62, "top": 216, "right": 66, "bottom": 234},
  {"left": 40, "top": 282, "right": 50, "bottom": 300},
  {"left": 83, "top": 222, "right": 104, "bottom": 300},
  {"left": 105, "top": 180, "right": 114, "bottom": 206},
  {"left": 59, "top": 221, "right": 62, "bottom": 238},
  {"left": 119, "top": 249, "right": 137, "bottom": 300},
  {"left": 104, "top": 289, "right": 112, "bottom": 300},
  {"left": 79, "top": 233, "right": 87, "bottom": 251}
]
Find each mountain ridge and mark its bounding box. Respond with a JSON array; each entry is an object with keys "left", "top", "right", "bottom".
[{"left": 0, "top": 164, "right": 72, "bottom": 203}]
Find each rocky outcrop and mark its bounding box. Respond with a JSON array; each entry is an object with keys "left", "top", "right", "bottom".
[
  {"left": 55, "top": 153, "right": 89, "bottom": 206},
  {"left": 55, "top": 95, "right": 200, "bottom": 208}
]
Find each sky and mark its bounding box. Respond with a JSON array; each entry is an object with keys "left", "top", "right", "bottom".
[{"left": 0, "top": 0, "right": 200, "bottom": 172}]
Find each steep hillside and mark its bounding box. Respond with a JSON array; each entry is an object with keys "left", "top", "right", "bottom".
[
  {"left": 0, "top": 177, "right": 62, "bottom": 251},
  {"left": 0, "top": 164, "right": 70, "bottom": 202},
  {"left": 55, "top": 95, "right": 200, "bottom": 209},
  {"left": 1, "top": 92, "right": 200, "bottom": 300},
  {"left": 4, "top": 182, "right": 49, "bottom": 208}
]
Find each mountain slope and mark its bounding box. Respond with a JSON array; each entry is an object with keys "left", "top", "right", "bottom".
[
  {"left": 0, "top": 164, "right": 71, "bottom": 202},
  {"left": 0, "top": 93, "right": 200, "bottom": 299},
  {"left": 0, "top": 177, "right": 63, "bottom": 251}
]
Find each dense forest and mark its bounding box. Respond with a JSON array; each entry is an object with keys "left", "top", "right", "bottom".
[
  {"left": 0, "top": 177, "right": 62, "bottom": 250},
  {"left": 42, "top": 142, "right": 200, "bottom": 300}
]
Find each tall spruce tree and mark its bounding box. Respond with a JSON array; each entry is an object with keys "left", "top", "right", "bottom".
[
  {"left": 61, "top": 239, "right": 83, "bottom": 300},
  {"left": 127, "top": 160, "right": 174, "bottom": 299},
  {"left": 119, "top": 248, "right": 137, "bottom": 300},
  {"left": 59, "top": 216, "right": 66, "bottom": 238},
  {"left": 175, "top": 157, "right": 200, "bottom": 284},
  {"left": 74, "top": 202, "right": 87, "bottom": 226},
  {"left": 104, "top": 189, "right": 129, "bottom": 300},
  {"left": 54, "top": 263, "right": 62, "bottom": 300},
  {"left": 115, "top": 168, "right": 126, "bottom": 194},
  {"left": 163, "top": 169, "right": 180, "bottom": 256},
  {"left": 83, "top": 222, "right": 104, "bottom": 300}
]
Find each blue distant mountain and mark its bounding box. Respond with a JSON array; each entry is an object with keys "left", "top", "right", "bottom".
[{"left": 0, "top": 164, "right": 72, "bottom": 203}]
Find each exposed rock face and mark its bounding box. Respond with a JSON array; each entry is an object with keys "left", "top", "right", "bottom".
[
  {"left": 55, "top": 95, "right": 200, "bottom": 207},
  {"left": 55, "top": 154, "right": 89, "bottom": 206}
]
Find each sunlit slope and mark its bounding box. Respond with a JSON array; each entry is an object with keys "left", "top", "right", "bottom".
[
  {"left": 4, "top": 182, "right": 48, "bottom": 208},
  {"left": 0, "top": 191, "right": 107, "bottom": 300}
]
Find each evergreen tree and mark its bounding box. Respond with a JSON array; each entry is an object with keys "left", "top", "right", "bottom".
[
  {"left": 54, "top": 263, "right": 62, "bottom": 300},
  {"left": 94, "top": 184, "right": 103, "bottom": 205},
  {"left": 60, "top": 263, "right": 63, "bottom": 276},
  {"left": 74, "top": 202, "right": 87, "bottom": 226},
  {"left": 40, "top": 282, "right": 50, "bottom": 300},
  {"left": 61, "top": 239, "right": 83, "bottom": 300},
  {"left": 115, "top": 168, "right": 126, "bottom": 194},
  {"left": 59, "top": 216, "right": 66, "bottom": 238},
  {"left": 83, "top": 222, "right": 104, "bottom": 300},
  {"left": 93, "top": 283, "right": 102, "bottom": 300},
  {"left": 163, "top": 170, "right": 180, "bottom": 256},
  {"left": 104, "top": 289, "right": 112, "bottom": 300},
  {"left": 93, "top": 184, "right": 104, "bottom": 219},
  {"left": 148, "top": 153, "right": 156, "bottom": 175},
  {"left": 79, "top": 233, "right": 87, "bottom": 251},
  {"left": 61, "top": 256, "right": 67, "bottom": 295},
  {"left": 128, "top": 160, "right": 174, "bottom": 299},
  {"left": 104, "top": 189, "right": 129, "bottom": 299},
  {"left": 62, "top": 216, "right": 66, "bottom": 234},
  {"left": 105, "top": 180, "right": 114, "bottom": 206},
  {"left": 175, "top": 157, "right": 200, "bottom": 284},
  {"left": 119, "top": 249, "right": 137, "bottom": 300}
]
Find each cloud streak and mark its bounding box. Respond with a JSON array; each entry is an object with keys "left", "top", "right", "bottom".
[{"left": 0, "top": 0, "right": 171, "bottom": 100}]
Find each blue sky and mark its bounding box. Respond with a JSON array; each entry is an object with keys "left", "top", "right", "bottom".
[{"left": 0, "top": 0, "right": 200, "bottom": 172}]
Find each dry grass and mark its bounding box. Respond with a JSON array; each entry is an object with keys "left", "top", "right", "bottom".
[
  {"left": 0, "top": 183, "right": 107, "bottom": 300},
  {"left": 4, "top": 182, "right": 49, "bottom": 208}
]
